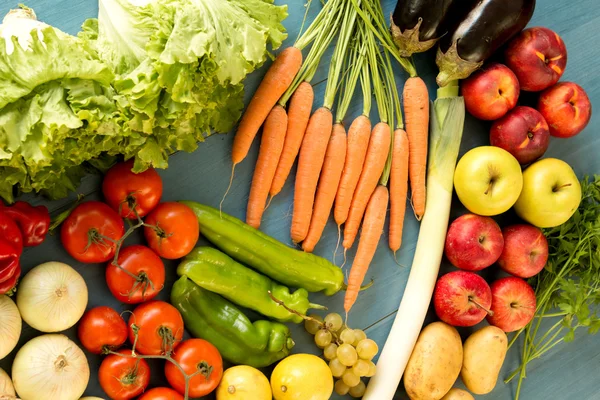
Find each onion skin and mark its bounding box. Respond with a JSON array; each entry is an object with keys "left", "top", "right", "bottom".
[
  {"left": 0, "top": 367, "right": 16, "bottom": 397},
  {"left": 16, "top": 262, "right": 88, "bottom": 333},
  {"left": 0, "top": 295, "right": 21, "bottom": 360},
  {"left": 12, "top": 334, "right": 90, "bottom": 400}
]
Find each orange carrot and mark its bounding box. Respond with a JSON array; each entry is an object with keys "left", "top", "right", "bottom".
[
  {"left": 270, "top": 82, "right": 315, "bottom": 197},
  {"left": 343, "top": 122, "right": 391, "bottom": 250},
  {"left": 246, "top": 106, "right": 288, "bottom": 228},
  {"left": 232, "top": 47, "right": 303, "bottom": 165},
  {"left": 389, "top": 129, "right": 409, "bottom": 255},
  {"left": 334, "top": 115, "right": 371, "bottom": 226},
  {"left": 344, "top": 185, "right": 389, "bottom": 313},
  {"left": 302, "top": 123, "right": 347, "bottom": 253},
  {"left": 291, "top": 107, "right": 333, "bottom": 243},
  {"left": 403, "top": 76, "right": 430, "bottom": 220}
]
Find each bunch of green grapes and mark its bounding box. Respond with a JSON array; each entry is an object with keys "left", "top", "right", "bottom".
[{"left": 305, "top": 313, "right": 379, "bottom": 398}]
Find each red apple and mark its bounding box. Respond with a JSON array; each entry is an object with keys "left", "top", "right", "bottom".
[
  {"left": 505, "top": 27, "right": 567, "bottom": 92},
  {"left": 461, "top": 63, "right": 520, "bottom": 121},
  {"left": 490, "top": 106, "right": 550, "bottom": 165},
  {"left": 498, "top": 224, "right": 549, "bottom": 278},
  {"left": 434, "top": 271, "right": 493, "bottom": 327},
  {"left": 444, "top": 214, "right": 504, "bottom": 271},
  {"left": 487, "top": 277, "right": 536, "bottom": 332},
  {"left": 538, "top": 82, "right": 592, "bottom": 138}
]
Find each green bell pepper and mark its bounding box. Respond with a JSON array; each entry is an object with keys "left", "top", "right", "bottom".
[
  {"left": 171, "top": 276, "right": 294, "bottom": 368},
  {"left": 177, "top": 247, "right": 326, "bottom": 323},
  {"left": 179, "top": 201, "right": 344, "bottom": 295}
]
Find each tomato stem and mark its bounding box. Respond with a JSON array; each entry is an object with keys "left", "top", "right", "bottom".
[
  {"left": 105, "top": 208, "right": 162, "bottom": 283},
  {"left": 197, "top": 360, "right": 213, "bottom": 379},
  {"left": 127, "top": 271, "right": 156, "bottom": 302},
  {"left": 118, "top": 192, "right": 141, "bottom": 219},
  {"left": 81, "top": 207, "right": 200, "bottom": 400},
  {"left": 158, "top": 326, "right": 177, "bottom": 356}
]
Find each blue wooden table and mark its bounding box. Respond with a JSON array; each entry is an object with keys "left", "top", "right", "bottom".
[{"left": 1, "top": 0, "right": 599, "bottom": 399}]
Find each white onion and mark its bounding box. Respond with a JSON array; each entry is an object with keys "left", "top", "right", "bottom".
[
  {"left": 0, "top": 295, "right": 21, "bottom": 360},
  {"left": 0, "top": 367, "right": 16, "bottom": 399},
  {"left": 12, "top": 334, "right": 89, "bottom": 400},
  {"left": 16, "top": 262, "right": 88, "bottom": 333}
]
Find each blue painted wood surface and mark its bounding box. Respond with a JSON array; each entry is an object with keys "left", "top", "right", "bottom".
[{"left": 1, "top": 0, "right": 599, "bottom": 399}]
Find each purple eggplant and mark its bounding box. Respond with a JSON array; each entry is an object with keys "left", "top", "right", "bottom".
[
  {"left": 391, "top": 0, "right": 459, "bottom": 57},
  {"left": 436, "top": 0, "right": 536, "bottom": 86}
]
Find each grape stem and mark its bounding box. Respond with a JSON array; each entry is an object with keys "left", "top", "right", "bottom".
[{"left": 268, "top": 290, "right": 342, "bottom": 345}]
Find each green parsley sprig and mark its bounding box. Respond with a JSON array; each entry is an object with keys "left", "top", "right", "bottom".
[{"left": 506, "top": 175, "right": 600, "bottom": 399}]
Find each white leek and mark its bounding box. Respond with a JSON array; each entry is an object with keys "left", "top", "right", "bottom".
[{"left": 364, "top": 84, "right": 465, "bottom": 399}]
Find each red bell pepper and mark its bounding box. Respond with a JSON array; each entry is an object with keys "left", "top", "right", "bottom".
[
  {"left": 0, "top": 262, "right": 20, "bottom": 295},
  {"left": 0, "top": 238, "right": 19, "bottom": 285},
  {"left": 0, "top": 201, "right": 50, "bottom": 247},
  {"left": 0, "top": 212, "right": 24, "bottom": 256}
]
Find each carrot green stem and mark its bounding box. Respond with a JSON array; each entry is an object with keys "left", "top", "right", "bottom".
[
  {"left": 350, "top": 0, "right": 417, "bottom": 78},
  {"left": 360, "top": 46, "right": 372, "bottom": 117},
  {"left": 386, "top": 53, "right": 403, "bottom": 130},
  {"left": 335, "top": 17, "right": 367, "bottom": 123},
  {"left": 378, "top": 49, "right": 402, "bottom": 186},
  {"left": 365, "top": 22, "right": 387, "bottom": 124},
  {"left": 294, "top": 0, "right": 315, "bottom": 46},
  {"left": 280, "top": 0, "right": 344, "bottom": 106},
  {"left": 324, "top": 0, "right": 358, "bottom": 110},
  {"left": 295, "top": 0, "right": 335, "bottom": 50}
]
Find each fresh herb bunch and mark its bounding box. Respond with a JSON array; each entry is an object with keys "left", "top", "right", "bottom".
[{"left": 507, "top": 175, "right": 600, "bottom": 399}]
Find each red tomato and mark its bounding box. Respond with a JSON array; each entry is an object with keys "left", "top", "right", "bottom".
[
  {"left": 106, "top": 245, "right": 165, "bottom": 304},
  {"left": 0, "top": 213, "right": 23, "bottom": 256},
  {"left": 78, "top": 306, "right": 128, "bottom": 354},
  {"left": 138, "top": 387, "right": 184, "bottom": 400},
  {"left": 128, "top": 301, "right": 184, "bottom": 356},
  {"left": 165, "top": 339, "right": 223, "bottom": 397},
  {"left": 102, "top": 160, "right": 163, "bottom": 220},
  {"left": 143, "top": 202, "right": 199, "bottom": 259},
  {"left": 99, "top": 349, "right": 150, "bottom": 400},
  {"left": 61, "top": 201, "right": 125, "bottom": 263}
]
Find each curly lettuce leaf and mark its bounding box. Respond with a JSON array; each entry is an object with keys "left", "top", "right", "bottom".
[
  {"left": 0, "top": 9, "right": 119, "bottom": 202},
  {"left": 88, "top": 0, "right": 288, "bottom": 171},
  {"left": 0, "top": 0, "right": 288, "bottom": 202}
]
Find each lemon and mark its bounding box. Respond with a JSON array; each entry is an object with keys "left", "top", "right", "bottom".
[
  {"left": 271, "top": 354, "right": 334, "bottom": 400},
  {"left": 216, "top": 365, "right": 271, "bottom": 400}
]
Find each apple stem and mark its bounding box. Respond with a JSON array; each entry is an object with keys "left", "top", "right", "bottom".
[
  {"left": 484, "top": 180, "right": 495, "bottom": 195},
  {"left": 511, "top": 302, "right": 535, "bottom": 310},
  {"left": 552, "top": 183, "right": 572, "bottom": 192},
  {"left": 469, "top": 296, "right": 494, "bottom": 316}
]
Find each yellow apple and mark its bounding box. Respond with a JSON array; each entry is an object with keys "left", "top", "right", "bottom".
[
  {"left": 454, "top": 146, "right": 523, "bottom": 216},
  {"left": 514, "top": 158, "right": 581, "bottom": 228}
]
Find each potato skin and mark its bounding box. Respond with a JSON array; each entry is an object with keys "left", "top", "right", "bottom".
[
  {"left": 441, "top": 388, "right": 475, "bottom": 400},
  {"left": 461, "top": 325, "right": 508, "bottom": 394},
  {"left": 404, "top": 321, "right": 463, "bottom": 400}
]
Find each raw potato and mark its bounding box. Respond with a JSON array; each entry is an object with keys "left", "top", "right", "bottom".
[
  {"left": 441, "top": 388, "right": 475, "bottom": 400},
  {"left": 404, "top": 322, "right": 463, "bottom": 400},
  {"left": 462, "top": 325, "right": 508, "bottom": 394}
]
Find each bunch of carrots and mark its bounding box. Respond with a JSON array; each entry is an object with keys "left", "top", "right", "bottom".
[{"left": 227, "top": 0, "right": 430, "bottom": 313}]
